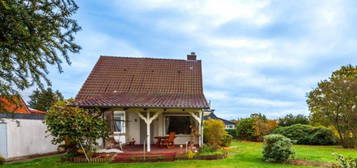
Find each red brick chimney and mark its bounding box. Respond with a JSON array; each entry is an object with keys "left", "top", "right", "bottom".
[{"left": 187, "top": 52, "right": 197, "bottom": 60}]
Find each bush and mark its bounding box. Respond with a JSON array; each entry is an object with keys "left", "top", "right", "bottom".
[
  {"left": 236, "top": 116, "right": 277, "bottom": 142},
  {"left": 221, "top": 134, "right": 233, "bottom": 147},
  {"left": 236, "top": 118, "right": 255, "bottom": 140},
  {"left": 44, "top": 99, "right": 108, "bottom": 154},
  {"left": 273, "top": 124, "right": 337, "bottom": 145},
  {"left": 278, "top": 114, "right": 309, "bottom": 127},
  {"left": 262, "top": 134, "right": 294, "bottom": 163},
  {"left": 0, "top": 155, "right": 4, "bottom": 165},
  {"left": 186, "top": 150, "right": 195, "bottom": 159},
  {"left": 200, "top": 144, "right": 215, "bottom": 153},
  {"left": 333, "top": 153, "right": 357, "bottom": 168},
  {"left": 203, "top": 119, "right": 226, "bottom": 149},
  {"left": 226, "top": 129, "right": 237, "bottom": 139}
]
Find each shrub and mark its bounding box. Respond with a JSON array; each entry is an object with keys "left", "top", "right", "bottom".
[
  {"left": 273, "top": 124, "right": 337, "bottom": 145},
  {"left": 221, "top": 134, "right": 233, "bottom": 147},
  {"left": 226, "top": 129, "right": 237, "bottom": 139},
  {"left": 203, "top": 118, "right": 226, "bottom": 149},
  {"left": 44, "top": 99, "right": 108, "bottom": 154},
  {"left": 200, "top": 144, "right": 215, "bottom": 153},
  {"left": 278, "top": 114, "right": 309, "bottom": 127},
  {"left": 236, "top": 118, "right": 255, "bottom": 140},
  {"left": 0, "top": 155, "right": 4, "bottom": 165},
  {"left": 333, "top": 153, "right": 357, "bottom": 168},
  {"left": 262, "top": 134, "right": 294, "bottom": 163},
  {"left": 186, "top": 150, "right": 195, "bottom": 159}
]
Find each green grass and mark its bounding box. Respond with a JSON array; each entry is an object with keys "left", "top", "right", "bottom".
[{"left": 3, "top": 141, "right": 357, "bottom": 168}]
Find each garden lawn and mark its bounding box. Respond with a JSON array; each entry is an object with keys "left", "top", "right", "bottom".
[{"left": 3, "top": 141, "right": 357, "bottom": 168}]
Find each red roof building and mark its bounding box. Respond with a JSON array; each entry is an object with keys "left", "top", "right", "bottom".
[
  {"left": 72, "top": 53, "right": 210, "bottom": 152},
  {"left": 0, "top": 96, "right": 45, "bottom": 115}
]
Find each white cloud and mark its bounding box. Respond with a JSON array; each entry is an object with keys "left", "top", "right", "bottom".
[{"left": 33, "top": 0, "right": 354, "bottom": 119}]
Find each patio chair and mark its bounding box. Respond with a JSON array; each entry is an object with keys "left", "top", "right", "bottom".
[{"left": 161, "top": 132, "right": 176, "bottom": 148}]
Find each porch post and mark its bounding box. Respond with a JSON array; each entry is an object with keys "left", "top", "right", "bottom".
[
  {"left": 199, "top": 111, "right": 203, "bottom": 146},
  {"left": 134, "top": 110, "right": 162, "bottom": 152},
  {"left": 146, "top": 111, "right": 151, "bottom": 152},
  {"left": 189, "top": 111, "right": 203, "bottom": 146}
]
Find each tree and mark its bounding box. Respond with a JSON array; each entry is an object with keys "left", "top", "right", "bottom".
[
  {"left": 28, "top": 88, "right": 64, "bottom": 111},
  {"left": 253, "top": 119, "right": 277, "bottom": 141},
  {"left": 0, "top": 0, "right": 81, "bottom": 110},
  {"left": 44, "top": 99, "right": 108, "bottom": 155},
  {"left": 307, "top": 65, "right": 357, "bottom": 148},
  {"left": 278, "top": 114, "right": 309, "bottom": 127}
]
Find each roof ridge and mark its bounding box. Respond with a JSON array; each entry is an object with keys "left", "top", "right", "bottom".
[{"left": 100, "top": 55, "right": 201, "bottom": 62}]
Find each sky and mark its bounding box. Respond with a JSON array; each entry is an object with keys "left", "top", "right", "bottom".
[{"left": 23, "top": 0, "right": 356, "bottom": 119}]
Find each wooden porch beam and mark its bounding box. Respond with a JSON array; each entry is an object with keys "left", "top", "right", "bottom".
[
  {"left": 188, "top": 112, "right": 201, "bottom": 124},
  {"left": 149, "top": 111, "right": 163, "bottom": 123}
]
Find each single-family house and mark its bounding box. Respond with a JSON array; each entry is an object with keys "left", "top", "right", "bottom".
[
  {"left": 71, "top": 52, "right": 210, "bottom": 152},
  {"left": 203, "top": 111, "right": 236, "bottom": 129}
]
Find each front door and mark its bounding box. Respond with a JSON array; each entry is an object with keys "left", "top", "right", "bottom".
[{"left": 0, "top": 123, "right": 7, "bottom": 158}]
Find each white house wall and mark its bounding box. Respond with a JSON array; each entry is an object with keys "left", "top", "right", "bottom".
[
  {"left": 126, "top": 112, "right": 140, "bottom": 144},
  {"left": 4, "top": 118, "right": 58, "bottom": 159}
]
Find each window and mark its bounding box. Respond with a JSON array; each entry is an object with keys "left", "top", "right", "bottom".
[
  {"left": 165, "top": 116, "right": 196, "bottom": 135},
  {"left": 113, "top": 111, "right": 125, "bottom": 134}
]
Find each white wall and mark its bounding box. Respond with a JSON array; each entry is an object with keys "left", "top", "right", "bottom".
[
  {"left": 4, "top": 118, "right": 58, "bottom": 159},
  {"left": 126, "top": 112, "right": 140, "bottom": 144}
]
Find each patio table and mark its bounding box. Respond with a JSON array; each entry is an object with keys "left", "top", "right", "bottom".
[{"left": 154, "top": 136, "right": 168, "bottom": 146}]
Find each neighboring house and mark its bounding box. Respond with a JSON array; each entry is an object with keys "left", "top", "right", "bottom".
[
  {"left": 0, "top": 96, "right": 57, "bottom": 160},
  {"left": 204, "top": 111, "right": 236, "bottom": 129},
  {"left": 71, "top": 53, "right": 209, "bottom": 152}
]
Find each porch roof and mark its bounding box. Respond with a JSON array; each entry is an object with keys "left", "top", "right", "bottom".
[{"left": 70, "top": 93, "right": 209, "bottom": 109}]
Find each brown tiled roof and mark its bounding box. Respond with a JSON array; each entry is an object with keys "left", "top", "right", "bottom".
[{"left": 72, "top": 56, "right": 209, "bottom": 109}]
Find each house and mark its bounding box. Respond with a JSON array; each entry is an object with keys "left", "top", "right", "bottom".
[
  {"left": 0, "top": 96, "right": 45, "bottom": 115},
  {"left": 0, "top": 96, "right": 57, "bottom": 160},
  {"left": 203, "top": 110, "right": 236, "bottom": 129},
  {"left": 71, "top": 52, "right": 210, "bottom": 152}
]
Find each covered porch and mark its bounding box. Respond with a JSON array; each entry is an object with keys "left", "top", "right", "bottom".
[{"left": 104, "top": 107, "right": 204, "bottom": 152}]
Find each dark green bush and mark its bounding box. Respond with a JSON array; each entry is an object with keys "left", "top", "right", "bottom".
[
  {"left": 236, "top": 118, "right": 255, "bottom": 140},
  {"left": 226, "top": 129, "right": 237, "bottom": 139},
  {"left": 221, "top": 134, "right": 233, "bottom": 147},
  {"left": 263, "top": 134, "right": 294, "bottom": 163},
  {"left": 200, "top": 144, "right": 215, "bottom": 153},
  {"left": 0, "top": 155, "right": 4, "bottom": 165},
  {"left": 273, "top": 124, "right": 336, "bottom": 145},
  {"left": 278, "top": 114, "right": 309, "bottom": 127}
]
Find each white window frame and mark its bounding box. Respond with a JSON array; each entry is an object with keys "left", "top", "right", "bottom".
[{"left": 113, "top": 111, "right": 126, "bottom": 134}]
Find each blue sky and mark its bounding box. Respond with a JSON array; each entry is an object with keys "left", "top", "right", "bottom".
[{"left": 23, "top": 0, "right": 356, "bottom": 119}]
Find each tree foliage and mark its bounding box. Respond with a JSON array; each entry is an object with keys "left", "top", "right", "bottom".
[
  {"left": 0, "top": 0, "right": 81, "bottom": 110},
  {"left": 236, "top": 113, "right": 277, "bottom": 141},
  {"left": 253, "top": 119, "right": 278, "bottom": 142},
  {"left": 278, "top": 114, "right": 309, "bottom": 127},
  {"left": 307, "top": 65, "right": 357, "bottom": 148},
  {"left": 44, "top": 99, "right": 108, "bottom": 153},
  {"left": 28, "top": 88, "right": 63, "bottom": 111}
]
